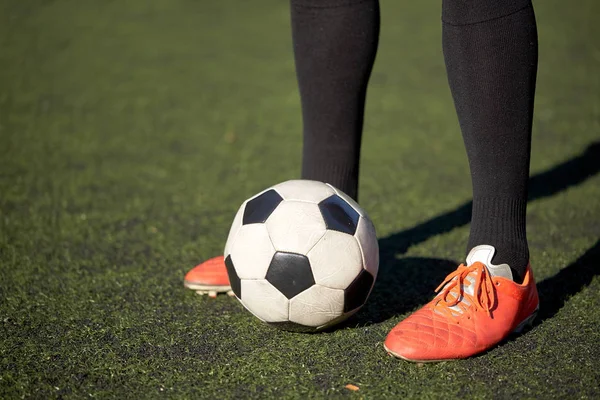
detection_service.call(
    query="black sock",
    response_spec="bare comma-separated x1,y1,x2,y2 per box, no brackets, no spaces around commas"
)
442,0,538,282
291,0,380,202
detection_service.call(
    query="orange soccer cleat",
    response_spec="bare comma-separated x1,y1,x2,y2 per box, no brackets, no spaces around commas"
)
184,256,233,298
384,245,539,362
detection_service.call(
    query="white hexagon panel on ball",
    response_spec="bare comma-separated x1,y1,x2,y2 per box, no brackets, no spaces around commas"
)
288,284,345,327
307,230,364,290
272,180,336,204
229,223,276,280
240,279,290,323
355,216,379,278
266,200,327,255
224,204,245,258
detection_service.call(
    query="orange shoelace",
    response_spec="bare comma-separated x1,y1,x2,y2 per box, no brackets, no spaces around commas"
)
433,262,496,321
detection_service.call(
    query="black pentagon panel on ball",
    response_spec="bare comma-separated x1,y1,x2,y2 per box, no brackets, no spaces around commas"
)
343,269,374,313
266,252,315,299
318,195,360,235
224,255,242,298
242,189,284,225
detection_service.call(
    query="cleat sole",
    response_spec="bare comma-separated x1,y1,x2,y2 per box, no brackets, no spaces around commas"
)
194,290,221,298
189,285,234,299
383,343,454,363
512,306,539,334
184,281,231,293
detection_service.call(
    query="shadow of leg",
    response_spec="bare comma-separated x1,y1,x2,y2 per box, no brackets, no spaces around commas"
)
349,256,457,326
376,142,600,257
342,143,600,329
536,240,600,324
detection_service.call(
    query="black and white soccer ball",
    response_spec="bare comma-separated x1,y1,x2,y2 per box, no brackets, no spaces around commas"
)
223,180,379,332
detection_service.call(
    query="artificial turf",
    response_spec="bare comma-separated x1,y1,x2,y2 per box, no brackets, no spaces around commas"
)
1,0,599,398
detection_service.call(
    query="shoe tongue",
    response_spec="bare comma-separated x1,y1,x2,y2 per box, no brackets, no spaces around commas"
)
466,245,513,281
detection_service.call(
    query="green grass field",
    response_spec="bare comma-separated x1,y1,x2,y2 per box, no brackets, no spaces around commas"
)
1,0,599,398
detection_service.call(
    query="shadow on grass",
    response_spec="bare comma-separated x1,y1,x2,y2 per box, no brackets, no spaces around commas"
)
535,240,600,324
351,141,600,326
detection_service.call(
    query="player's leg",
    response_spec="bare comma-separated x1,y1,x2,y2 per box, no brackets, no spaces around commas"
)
184,0,380,293
292,0,380,201
443,0,537,282
385,0,539,361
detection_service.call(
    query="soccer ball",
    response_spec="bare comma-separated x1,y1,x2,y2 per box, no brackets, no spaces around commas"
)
223,180,379,332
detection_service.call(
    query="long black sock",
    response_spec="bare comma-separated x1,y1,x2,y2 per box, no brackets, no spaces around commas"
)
291,0,380,201
442,0,538,282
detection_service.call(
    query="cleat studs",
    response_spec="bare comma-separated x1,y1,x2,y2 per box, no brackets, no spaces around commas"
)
191,289,234,298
